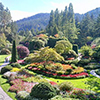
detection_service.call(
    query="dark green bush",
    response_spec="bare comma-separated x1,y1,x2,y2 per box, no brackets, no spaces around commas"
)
30,82,57,99
65,69,73,75
0,48,11,55
78,59,91,66
1,65,13,74
73,44,78,54
11,63,21,68
92,45,100,61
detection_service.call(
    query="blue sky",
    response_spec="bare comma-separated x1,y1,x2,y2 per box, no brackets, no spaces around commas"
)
0,0,100,21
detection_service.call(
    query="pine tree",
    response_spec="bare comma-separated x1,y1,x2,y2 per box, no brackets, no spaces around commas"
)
11,40,17,63
94,14,100,37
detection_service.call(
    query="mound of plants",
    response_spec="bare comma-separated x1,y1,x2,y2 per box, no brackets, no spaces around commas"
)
30,82,58,99
26,61,88,79
24,47,64,63
17,46,30,58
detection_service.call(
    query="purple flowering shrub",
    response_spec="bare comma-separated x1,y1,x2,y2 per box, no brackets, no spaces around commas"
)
17,46,30,59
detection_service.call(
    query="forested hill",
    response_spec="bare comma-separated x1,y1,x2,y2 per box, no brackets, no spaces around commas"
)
16,13,50,32
16,7,100,32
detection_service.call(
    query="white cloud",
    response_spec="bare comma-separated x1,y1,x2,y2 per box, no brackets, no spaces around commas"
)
11,10,35,21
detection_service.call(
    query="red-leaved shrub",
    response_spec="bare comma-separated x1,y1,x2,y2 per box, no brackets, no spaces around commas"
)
17,46,30,58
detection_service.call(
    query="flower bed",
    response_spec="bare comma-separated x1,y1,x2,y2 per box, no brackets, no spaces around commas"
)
26,61,88,79
9,79,38,93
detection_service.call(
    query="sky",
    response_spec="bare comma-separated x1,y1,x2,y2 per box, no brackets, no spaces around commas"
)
0,0,100,21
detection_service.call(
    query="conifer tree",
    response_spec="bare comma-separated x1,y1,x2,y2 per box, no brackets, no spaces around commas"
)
11,40,17,63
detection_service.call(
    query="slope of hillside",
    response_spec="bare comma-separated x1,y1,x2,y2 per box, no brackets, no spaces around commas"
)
16,7,100,32
16,13,50,32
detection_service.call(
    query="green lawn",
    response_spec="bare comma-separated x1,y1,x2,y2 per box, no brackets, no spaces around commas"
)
0,55,11,66
0,75,16,100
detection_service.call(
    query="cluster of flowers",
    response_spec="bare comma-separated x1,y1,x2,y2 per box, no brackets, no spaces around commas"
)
27,61,89,79
9,79,37,93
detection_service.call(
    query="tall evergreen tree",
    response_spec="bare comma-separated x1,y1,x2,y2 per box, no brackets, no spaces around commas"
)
94,14,100,37
11,40,17,63
46,10,55,35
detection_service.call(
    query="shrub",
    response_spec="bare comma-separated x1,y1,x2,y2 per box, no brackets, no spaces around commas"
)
92,45,100,61
66,69,73,74
70,90,87,99
10,68,20,72
95,69,100,75
80,45,93,57
54,40,72,54
84,63,100,69
29,39,45,51
17,46,30,58
58,82,74,91
25,47,64,63
73,44,78,54
0,48,11,55
78,59,91,66
30,82,57,99
1,65,13,74
16,91,29,100
11,63,21,68
64,59,79,65
66,50,78,58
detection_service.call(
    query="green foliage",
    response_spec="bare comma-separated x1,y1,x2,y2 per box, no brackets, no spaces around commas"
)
0,48,11,55
47,37,62,48
65,69,73,75
66,50,78,58
95,69,100,75
1,65,13,74
55,40,72,54
30,82,57,99
80,45,93,56
25,47,64,63
84,63,100,69
11,63,21,68
92,45,100,61
78,59,91,66
64,59,79,65
29,39,45,51
73,44,78,54
11,40,17,63
70,90,87,100
85,77,100,93
58,82,74,91
0,33,7,49
16,91,30,100
91,37,100,47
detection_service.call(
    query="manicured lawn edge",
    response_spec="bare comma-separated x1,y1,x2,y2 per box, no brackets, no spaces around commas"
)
0,75,16,100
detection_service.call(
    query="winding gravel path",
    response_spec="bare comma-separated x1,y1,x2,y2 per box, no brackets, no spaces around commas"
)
0,55,13,100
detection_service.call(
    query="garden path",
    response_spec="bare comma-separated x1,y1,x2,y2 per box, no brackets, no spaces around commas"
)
90,70,100,78
0,55,13,100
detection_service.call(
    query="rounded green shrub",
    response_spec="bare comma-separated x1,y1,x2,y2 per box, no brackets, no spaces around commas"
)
30,82,57,99
1,65,13,74
58,82,74,91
